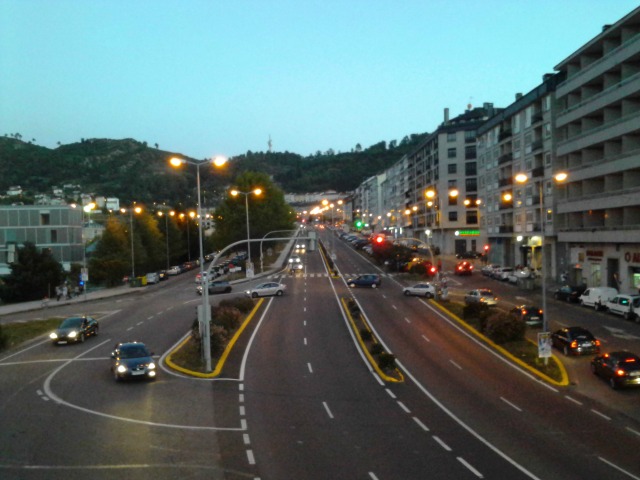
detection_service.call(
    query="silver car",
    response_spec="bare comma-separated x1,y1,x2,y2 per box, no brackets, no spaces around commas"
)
464,288,498,306
403,283,436,298
246,282,286,298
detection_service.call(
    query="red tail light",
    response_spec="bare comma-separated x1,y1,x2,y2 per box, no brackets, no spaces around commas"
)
595,340,601,346
571,340,578,349
615,369,626,377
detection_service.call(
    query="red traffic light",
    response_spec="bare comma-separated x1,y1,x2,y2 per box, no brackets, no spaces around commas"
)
483,244,490,251
374,234,385,244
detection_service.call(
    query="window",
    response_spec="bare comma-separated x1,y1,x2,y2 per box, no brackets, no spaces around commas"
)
465,178,477,191
465,162,477,176
513,114,521,134
448,148,456,158
466,211,478,225
544,123,551,138
51,230,58,243
447,132,457,142
545,153,552,166
448,211,458,221
465,145,476,159
525,106,532,128
543,95,551,112
465,130,476,142
40,213,50,225
448,163,457,174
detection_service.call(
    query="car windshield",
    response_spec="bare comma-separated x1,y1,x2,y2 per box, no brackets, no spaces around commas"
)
120,345,149,358
60,317,83,328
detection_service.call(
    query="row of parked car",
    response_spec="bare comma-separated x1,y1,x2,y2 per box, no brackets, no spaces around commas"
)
556,284,640,322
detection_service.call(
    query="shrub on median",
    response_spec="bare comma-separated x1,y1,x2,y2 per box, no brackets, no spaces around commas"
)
484,311,526,345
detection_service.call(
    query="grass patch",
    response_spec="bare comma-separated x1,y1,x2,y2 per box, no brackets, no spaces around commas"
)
169,336,208,373
0,318,63,351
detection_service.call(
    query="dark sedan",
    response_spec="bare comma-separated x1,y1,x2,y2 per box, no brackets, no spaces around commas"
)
346,274,381,288
456,251,482,259
551,326,601,356
591,351,640,389
50,316,99,345
111,342,157,381
553,285,587,303
510,305,544,327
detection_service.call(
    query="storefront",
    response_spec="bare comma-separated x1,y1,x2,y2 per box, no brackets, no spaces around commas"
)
567,245,640,294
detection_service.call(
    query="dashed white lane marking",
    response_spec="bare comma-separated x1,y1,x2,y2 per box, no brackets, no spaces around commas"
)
385,388,397,399
598,457,640,480
627,427,640,438
397,401,410,413
307,363,313,373
413,417,429,432
246,450,256,465
591,409,611,421
500,397,523,412
243,433,251,445
323,401,334,419
422,334,431,343
449,360,462,370
565,395,583,406
404,317,411,323
432,435,452,451
457,457,484,478
368,473,380,480
239,406,246,416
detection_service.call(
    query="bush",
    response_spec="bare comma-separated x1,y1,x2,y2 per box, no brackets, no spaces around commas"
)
209,325,229,356
219,297,255,314
213,306,242,331
0,324,6,350
463,303,491,331
360,329,373,341
484,312,526,344
378,352,396,370
370,343,383,355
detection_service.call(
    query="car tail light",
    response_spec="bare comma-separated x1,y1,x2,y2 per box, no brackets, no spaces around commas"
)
522,309,528,315
571,340,578,349
615,369,626,377
595,340,601,346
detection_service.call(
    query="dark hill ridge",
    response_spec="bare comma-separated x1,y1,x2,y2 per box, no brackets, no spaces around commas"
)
0,133,428,204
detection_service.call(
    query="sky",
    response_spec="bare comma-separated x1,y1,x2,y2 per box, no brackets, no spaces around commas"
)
2,0,639,160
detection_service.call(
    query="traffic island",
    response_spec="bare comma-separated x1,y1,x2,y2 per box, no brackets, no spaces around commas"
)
341,297,404,383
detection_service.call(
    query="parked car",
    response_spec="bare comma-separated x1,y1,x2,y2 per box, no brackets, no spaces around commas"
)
553,284,587,303
346,274,382,288
551,326,601,356
167,265,181,275
579,287,618,311
197,281,232,295
50,316,99,345
246,282,286,298
145,272,160,284
158,270,168,281
456,251,482,259
510,305,544,327
195,272,209,284
492,267,514,281
605,294,640,321
403,283,436,298
454,261,473,275
481,264,501,276
591,351,640,389
110,342,156,381
464,289,498,306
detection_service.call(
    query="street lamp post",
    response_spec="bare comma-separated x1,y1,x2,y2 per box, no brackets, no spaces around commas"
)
82,202,95,299
157,209,175,270
515,172,568,359
170,156,227,373
260,229,299,272
425,188,458,255
230,188,262,276
121,205,142,280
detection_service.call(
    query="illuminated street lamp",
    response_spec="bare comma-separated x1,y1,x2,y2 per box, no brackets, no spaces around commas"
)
424,187,458,255
514,171,568,347
157,209,175,270
230,188,263,276
170,155,227,373
120,205,142,279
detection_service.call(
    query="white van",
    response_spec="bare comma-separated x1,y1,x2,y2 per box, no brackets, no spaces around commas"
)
605,294,640,321
579,287,618,311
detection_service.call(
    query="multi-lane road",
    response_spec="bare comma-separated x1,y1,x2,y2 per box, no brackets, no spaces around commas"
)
1,228,639,479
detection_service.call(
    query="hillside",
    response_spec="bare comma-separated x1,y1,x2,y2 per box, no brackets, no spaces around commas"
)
0,133,428,204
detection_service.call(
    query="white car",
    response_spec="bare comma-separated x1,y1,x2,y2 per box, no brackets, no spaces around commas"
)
288,255,303,270
403,283,436,298
464,289,498,306
246,282,286,298
167,265,181,275
605,294,640,320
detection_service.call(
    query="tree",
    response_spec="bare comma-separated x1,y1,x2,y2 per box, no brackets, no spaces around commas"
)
0,242,63,302
89,216,130,286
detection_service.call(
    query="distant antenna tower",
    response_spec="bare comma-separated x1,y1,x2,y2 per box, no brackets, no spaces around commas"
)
467,97,474,110
268,135,272,152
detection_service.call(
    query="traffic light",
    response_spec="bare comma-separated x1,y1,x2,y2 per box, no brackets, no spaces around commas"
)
484,244,490,252
374,234,385,244
354,219,363,230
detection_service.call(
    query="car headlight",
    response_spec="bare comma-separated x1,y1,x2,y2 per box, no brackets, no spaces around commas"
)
148,362,156,370
117,364,128,373
148,370,156,377
68,331,77,338
50,332,58,339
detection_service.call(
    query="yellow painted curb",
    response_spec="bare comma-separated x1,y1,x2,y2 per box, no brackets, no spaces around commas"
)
429,300,569,386
165,298,265,378
341,297,404,383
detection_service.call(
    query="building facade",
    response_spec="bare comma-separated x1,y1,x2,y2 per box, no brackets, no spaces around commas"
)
553,8,640,293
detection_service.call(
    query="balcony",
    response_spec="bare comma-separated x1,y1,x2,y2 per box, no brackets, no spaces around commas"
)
531,139,543,151
498,130,513,141
532,112,543,124
498,152,513,165
531,166,544,178
498,177,514,187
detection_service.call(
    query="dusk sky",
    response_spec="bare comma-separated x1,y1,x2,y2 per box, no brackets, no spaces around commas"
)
2,1,638,160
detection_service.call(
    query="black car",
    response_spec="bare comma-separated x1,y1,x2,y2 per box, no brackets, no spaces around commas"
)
553,284,587,303
50,316,99,345
111,342,157,381
551,326,601,356
197,280,232,295
510,305,544,327
456,251,482,259
591,351,640,389
346,274,382,288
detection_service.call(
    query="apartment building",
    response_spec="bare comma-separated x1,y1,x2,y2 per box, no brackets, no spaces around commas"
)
379,155,410,236
553,7,640,293
0,205,84,275
477,74,565,279
404,104,497,255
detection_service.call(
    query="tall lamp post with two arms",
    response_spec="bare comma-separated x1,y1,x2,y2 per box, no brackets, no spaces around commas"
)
170,155,227,373
230,188,263,278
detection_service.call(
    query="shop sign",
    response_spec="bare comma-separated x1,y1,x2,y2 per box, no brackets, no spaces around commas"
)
624,252,640,264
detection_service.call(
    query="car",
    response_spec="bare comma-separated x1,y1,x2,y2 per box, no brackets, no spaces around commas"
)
492,267,514,281
464,289,498,306
481,264,501,276
456,251,482,259
288,255,303,271
346,274,382,288
145,272,160,284
553,284,587,303
454,261,473,275
167,265,181,275
195,272,209,284
551,326,601,356
510,305,544,327
50,316,99,345
110,342,156,381
605,294,640,321
591,351,640,389
295,243,306,254
197,280,232,295
403,283,436,298
246,282,286,298
158,270,168,281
